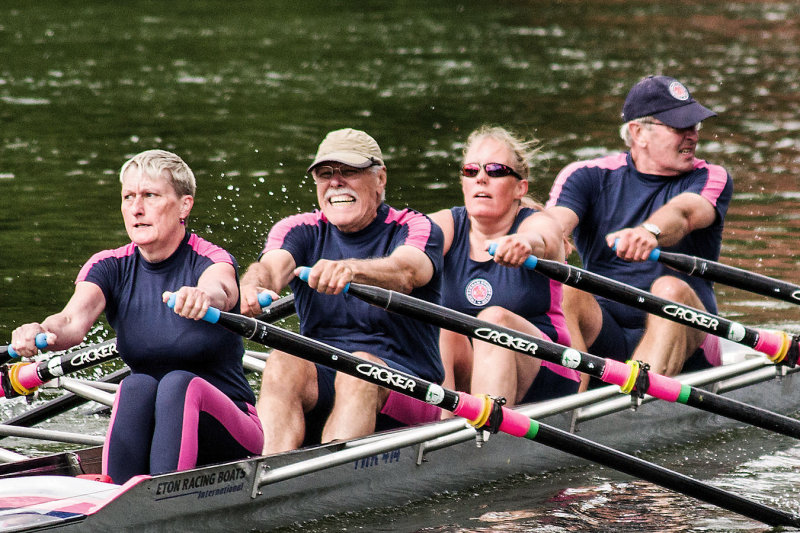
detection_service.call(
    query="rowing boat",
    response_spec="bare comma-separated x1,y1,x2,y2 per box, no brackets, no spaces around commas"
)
0,339,797,532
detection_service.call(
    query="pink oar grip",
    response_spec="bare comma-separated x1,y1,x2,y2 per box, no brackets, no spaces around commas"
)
497,408,535,437
0,362,42,399
453,392,532,438
16,363,43,390
452,392,483,419
600,359,630,387
646,372,682,402
754,329,783,357
600,359,681,402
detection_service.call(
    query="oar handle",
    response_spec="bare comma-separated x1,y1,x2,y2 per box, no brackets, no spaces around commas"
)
486,243,538,269
611,238,660,261
5,333,50,360
0,339,119,400
297,266,351,292
165,292,273,325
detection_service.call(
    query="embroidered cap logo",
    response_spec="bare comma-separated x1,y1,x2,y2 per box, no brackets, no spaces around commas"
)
668,81,690,101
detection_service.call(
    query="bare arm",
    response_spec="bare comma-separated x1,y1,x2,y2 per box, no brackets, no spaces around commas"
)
162,262,240,319
490,209,566,266
546,205,580,238
239,249,297,316
606,192,717,262
11,281,106,357
299,244,434,295
428,209,455,256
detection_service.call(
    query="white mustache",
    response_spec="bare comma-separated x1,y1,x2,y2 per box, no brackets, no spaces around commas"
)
324,187,359,202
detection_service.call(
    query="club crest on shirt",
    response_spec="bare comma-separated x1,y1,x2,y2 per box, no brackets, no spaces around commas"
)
465,278,493,306
668,81,690,101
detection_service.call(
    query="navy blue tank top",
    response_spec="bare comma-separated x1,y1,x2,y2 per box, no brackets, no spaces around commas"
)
441,206,569,345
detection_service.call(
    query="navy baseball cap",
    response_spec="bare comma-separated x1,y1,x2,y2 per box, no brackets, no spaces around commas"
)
622,76,716,129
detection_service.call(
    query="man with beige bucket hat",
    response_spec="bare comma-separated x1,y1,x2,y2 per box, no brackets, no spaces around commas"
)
240,128,445,453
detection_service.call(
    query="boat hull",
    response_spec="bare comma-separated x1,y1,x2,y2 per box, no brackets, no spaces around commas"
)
1,355,798,532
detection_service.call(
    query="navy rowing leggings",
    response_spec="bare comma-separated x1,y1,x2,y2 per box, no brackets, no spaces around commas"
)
102,371,263,484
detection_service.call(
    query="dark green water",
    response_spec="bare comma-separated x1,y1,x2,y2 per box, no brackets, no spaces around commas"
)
2,1,800,531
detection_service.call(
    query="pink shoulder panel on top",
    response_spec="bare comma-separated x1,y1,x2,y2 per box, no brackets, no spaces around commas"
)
263,211,325,254
384,207,432,251
692,159,729,207
76,243,137,283
546,153,628,208
187,234,233,265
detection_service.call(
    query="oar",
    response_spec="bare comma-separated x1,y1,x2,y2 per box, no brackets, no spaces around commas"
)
324,278,800,441
0,294,296,403
255,293,296,321
168,300,800,527
0,366,129,436
1,333,50,365
0,339,120,400
648,248,800,306
486,244,799,367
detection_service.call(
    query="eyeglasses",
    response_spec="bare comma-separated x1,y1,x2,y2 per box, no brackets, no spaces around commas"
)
312,166,370,181
639,119,702,135
460,162,522,180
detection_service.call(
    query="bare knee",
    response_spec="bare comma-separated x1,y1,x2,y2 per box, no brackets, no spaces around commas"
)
476,306,516,327
562,286,600,320
337,352,389,403
650,276,702,307
260,351,316,402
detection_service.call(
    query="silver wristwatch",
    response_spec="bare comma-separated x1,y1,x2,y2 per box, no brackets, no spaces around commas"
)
641,222,662,240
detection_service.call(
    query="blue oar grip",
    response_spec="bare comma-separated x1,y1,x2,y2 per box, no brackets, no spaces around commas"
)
257,292,273,308
298,266,311,282
297,266,350,293
612,238,661,261
7,333,49,358
486,243,539,270
166,293,220,324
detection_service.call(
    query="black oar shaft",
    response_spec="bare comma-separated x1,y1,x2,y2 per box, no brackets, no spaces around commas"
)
344,283,800,441
529,257,759,348
534,424,800,527
0,295,298,401
204,309,800,527
684,388,800,437
255,294,296,322
656,250,800,305
347,282,608,376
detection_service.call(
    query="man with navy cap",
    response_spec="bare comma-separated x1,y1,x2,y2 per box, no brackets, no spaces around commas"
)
546,75,733,385
240,128,445,453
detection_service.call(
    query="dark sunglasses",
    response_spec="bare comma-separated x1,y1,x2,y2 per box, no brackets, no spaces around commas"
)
460,162,522,180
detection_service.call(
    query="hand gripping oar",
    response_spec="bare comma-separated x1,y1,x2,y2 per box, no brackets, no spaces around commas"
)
167,299,800,527
1,334,50,366
648,248,800,306
314,277,800,440
486,244,800,368
0,339,119,400
0,295,297,401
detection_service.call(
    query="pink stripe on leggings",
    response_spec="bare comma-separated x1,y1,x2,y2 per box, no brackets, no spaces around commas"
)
101,384,123,475
177,378,264,470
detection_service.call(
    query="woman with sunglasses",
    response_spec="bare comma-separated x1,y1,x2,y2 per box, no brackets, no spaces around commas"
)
429,126,580,411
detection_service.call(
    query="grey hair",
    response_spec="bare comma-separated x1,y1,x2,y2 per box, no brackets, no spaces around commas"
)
619,117,650,147
462,125,540,182
619,117,703,146
372,165,386,202
120,149,196,197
